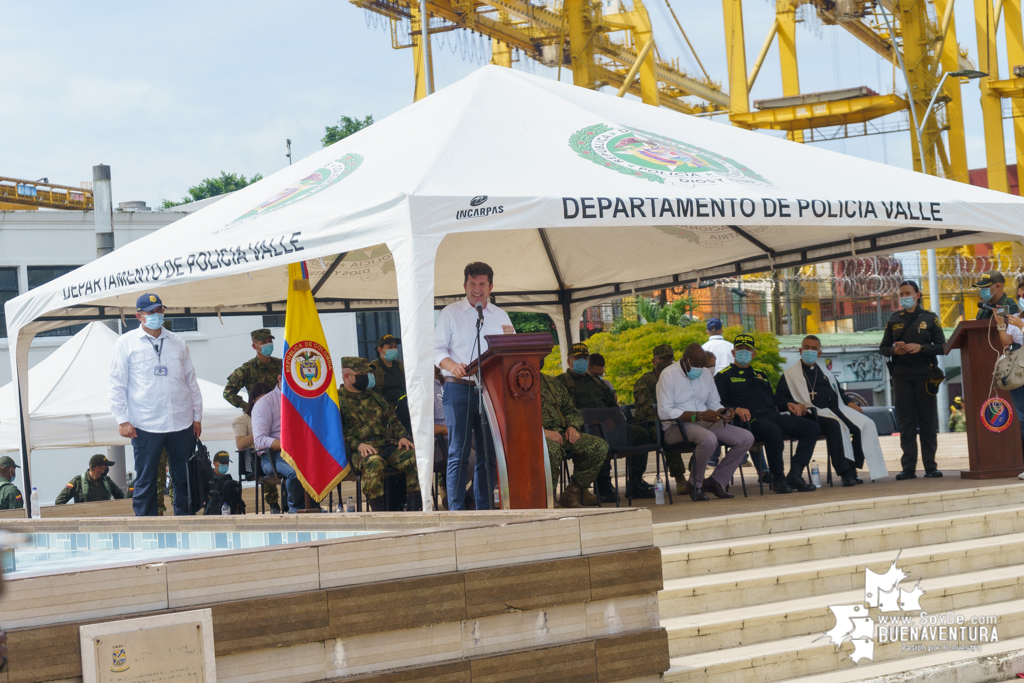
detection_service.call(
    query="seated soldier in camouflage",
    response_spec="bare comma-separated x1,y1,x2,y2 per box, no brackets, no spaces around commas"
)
541,373,607,508
338,357,421,511
633,344,686,492
55,454,126,505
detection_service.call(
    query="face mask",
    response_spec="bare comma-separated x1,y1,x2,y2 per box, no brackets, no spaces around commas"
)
1018,297,1024,311
217,464,229,475
260,343,274,356
572,358,589,374
685,366,704,380
801,350,819,365
353,374,370,391
734,349,753,366
980,287,992,301
900,296,916,310
384,348,399,362
143,312,164,330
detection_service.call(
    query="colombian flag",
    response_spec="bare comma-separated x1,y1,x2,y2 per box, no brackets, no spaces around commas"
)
280,261,349,500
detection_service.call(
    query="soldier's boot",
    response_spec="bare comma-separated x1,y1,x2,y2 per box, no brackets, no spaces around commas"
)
674,476,687,495
270,504,282,515
368,495,387,512
559,481,584,509
580,487,599,506
406,491,422,511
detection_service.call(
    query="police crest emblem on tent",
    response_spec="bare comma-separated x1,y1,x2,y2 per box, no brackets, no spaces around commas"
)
570,124,771,186
229,153,363,226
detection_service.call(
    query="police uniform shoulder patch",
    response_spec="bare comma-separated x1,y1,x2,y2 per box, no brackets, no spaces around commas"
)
65,482,73,488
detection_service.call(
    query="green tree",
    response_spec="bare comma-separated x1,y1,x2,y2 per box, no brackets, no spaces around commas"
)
508,312,557,341
542,321,785,404
613,295,699,333
161,171,263,209
322,114,374,147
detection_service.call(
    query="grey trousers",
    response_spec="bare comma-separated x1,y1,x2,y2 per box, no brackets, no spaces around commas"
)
664,420,754,488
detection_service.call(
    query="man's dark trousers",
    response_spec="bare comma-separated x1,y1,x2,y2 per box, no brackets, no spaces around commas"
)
813,416,860,477
132,426,195,516
443,382,495,510
748,411,820,482
893,369,938,473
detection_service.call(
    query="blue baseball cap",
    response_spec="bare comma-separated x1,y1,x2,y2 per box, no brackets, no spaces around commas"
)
136,293,163,312
706,317,723,332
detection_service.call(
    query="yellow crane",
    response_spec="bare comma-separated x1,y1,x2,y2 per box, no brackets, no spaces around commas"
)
350,0,729,113
0,176,94,211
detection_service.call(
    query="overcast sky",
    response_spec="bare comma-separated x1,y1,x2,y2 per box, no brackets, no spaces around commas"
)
0,0,1012,207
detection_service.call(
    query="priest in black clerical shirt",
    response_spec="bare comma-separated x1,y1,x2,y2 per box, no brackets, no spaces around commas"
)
775,336,866,487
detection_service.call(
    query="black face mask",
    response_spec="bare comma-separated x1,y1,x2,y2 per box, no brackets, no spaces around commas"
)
352,374,370,392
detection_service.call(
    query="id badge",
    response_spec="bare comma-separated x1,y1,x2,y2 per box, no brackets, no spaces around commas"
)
154,365,168,376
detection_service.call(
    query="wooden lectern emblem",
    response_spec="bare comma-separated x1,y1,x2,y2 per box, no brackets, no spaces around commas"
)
507,361,539,400
980,397,1014,433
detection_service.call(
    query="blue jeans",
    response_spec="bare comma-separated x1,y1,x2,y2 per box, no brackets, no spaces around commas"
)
261,451,304,511
443,382,496,510
132,426,195,516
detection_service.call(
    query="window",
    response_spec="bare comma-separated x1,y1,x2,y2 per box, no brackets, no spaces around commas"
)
27,266,86,337
355,311,401,360
262,314,286,328
0,268,18,338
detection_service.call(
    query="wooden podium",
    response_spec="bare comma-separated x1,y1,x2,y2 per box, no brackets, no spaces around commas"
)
467,332,554,509
945,320,1024,478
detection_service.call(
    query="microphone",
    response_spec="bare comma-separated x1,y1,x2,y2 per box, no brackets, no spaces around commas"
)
475,301,484,320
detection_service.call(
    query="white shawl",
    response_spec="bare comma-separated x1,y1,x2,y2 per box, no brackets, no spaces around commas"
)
782,361,889,481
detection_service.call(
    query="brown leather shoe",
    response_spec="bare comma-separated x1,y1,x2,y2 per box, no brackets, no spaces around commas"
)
704,477,735,499
559,481,584,508
683,479,709,502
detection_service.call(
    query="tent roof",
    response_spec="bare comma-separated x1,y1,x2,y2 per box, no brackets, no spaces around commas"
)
7,65,1024,334
0,322,239,452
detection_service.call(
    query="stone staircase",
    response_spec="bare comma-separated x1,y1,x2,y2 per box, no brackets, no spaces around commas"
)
654,484,1024,683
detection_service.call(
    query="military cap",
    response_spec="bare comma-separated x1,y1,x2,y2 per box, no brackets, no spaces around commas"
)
569,342,589,357
341,356,371,373
733,333,756,349
89,454,115,467
376,333,401,347
652,344,674,358
974,270,1006,287
213,451,231,463
136,293,163,312
0,456,20,468
706,317,723,332
251,328,275,342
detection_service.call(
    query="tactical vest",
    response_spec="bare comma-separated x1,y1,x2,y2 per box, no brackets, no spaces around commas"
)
81,471,112,501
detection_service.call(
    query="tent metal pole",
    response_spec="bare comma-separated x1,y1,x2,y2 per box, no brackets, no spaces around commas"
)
537,228,574,349
310,251,350,297
15,341,32,518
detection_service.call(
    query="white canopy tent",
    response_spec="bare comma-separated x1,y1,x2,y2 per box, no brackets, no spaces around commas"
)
7,66,1024,508
0,322,239,453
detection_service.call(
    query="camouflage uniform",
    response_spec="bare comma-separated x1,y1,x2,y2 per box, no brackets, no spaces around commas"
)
633,345,686,480
541,374,606,488
338,357,420,499
155,448,175,516
223,329,282,508
949,408,967,433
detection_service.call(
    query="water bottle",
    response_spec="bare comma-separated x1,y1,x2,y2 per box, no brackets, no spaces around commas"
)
221,502,231,516
345,496,355,513
335,500,345,513
493,486,500,508
654,476,665,505
810,461,821,488
30,487,40,519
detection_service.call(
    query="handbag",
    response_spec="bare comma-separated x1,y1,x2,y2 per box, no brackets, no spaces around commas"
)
994,344,1024,391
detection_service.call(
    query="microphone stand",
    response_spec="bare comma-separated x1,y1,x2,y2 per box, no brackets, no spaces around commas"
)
474,308,496,509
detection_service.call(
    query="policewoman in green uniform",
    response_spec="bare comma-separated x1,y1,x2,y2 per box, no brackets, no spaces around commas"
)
55,454,126,504
879,280,946,479
0,456,24,510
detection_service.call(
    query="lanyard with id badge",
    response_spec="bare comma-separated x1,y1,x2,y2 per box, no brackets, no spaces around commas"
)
147,337,168,376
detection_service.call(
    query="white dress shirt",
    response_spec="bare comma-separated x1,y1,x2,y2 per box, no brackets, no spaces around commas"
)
108,326,203,433
251,385,282,451
702,335,734,374
433,297,514,377
656,362,722,426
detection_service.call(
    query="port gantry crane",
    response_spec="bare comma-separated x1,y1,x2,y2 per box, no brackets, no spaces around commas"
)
349,0,730,113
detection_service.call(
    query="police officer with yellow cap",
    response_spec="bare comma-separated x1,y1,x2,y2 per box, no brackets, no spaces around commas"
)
975,270,1019,319
0,456,23,510
55,454,126,505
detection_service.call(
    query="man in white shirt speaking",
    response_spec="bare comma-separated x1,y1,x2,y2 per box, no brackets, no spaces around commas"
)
657,343,752,501
434,262,514,510
108,293,203,516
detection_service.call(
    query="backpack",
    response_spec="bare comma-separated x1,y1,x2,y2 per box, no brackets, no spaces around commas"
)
994,346,1024,391
186,439,215,514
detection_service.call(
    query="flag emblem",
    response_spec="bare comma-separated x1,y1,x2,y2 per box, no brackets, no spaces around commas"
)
285,341,333,398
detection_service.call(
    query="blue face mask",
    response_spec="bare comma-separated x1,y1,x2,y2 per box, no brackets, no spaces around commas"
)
900,296,916,310
572,358,589,374
260,343,274,356
734,349,753,366
1018,297,1024,311
366,372,376,390
217,464,229,475
980,287,992,301
686,366,704,380
143,312,164,330
801,350,819,365
384,348,399,362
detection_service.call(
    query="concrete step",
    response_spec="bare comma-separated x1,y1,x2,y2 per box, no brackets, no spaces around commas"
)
653,484,1024,547
659,531,1024,618
663,564,1024,658
664,598,1021,683
660,504,1024,580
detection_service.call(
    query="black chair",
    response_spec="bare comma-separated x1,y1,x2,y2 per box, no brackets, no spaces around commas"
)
665,416,751,499
577,407,669,506
781,408,834,487
621,404,675,504
863,406,899,436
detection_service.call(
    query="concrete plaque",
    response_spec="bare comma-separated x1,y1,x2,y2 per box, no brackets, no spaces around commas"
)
80,608,216,683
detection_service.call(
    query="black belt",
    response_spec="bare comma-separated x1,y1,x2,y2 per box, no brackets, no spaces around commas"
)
444,377,476,386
